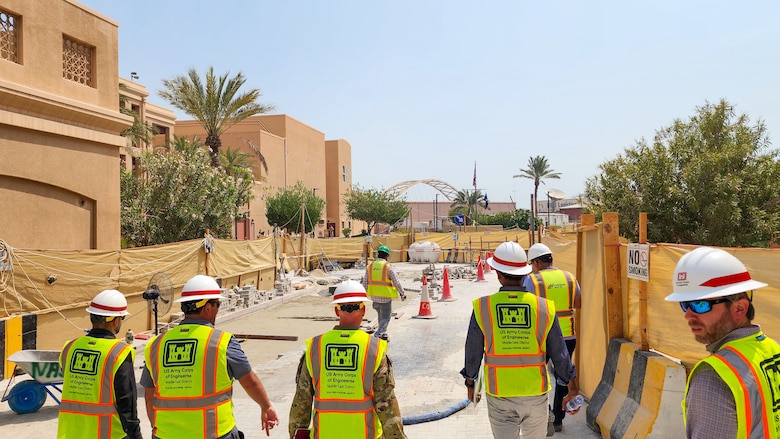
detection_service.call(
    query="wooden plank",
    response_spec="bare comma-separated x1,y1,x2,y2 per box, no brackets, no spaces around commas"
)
602,212,624,340
639,212,649,351
232,333,298,341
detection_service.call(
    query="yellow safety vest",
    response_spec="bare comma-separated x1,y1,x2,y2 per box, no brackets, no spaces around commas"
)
145,324,235,439
305,329,386,439
527,269,577,338
473,291,554,397
58,336,134,439
683,330,780,439
366,260,398,299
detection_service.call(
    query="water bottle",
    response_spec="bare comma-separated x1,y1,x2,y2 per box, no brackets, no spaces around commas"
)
125,328,134,345
565,395,584,413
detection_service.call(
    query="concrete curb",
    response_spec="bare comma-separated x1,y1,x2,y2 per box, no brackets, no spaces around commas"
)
586,338,686,438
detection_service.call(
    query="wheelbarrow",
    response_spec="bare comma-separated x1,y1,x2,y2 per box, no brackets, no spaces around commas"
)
1,350,63,414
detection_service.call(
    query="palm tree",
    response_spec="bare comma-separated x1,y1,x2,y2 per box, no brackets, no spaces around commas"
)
158,66,276,167
159,135,206,160
220,147,253,179
450,189,487,226
513,156,561,227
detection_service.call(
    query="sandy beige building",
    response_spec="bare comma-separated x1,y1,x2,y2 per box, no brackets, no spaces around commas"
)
0,0,132,250
175,115,356,238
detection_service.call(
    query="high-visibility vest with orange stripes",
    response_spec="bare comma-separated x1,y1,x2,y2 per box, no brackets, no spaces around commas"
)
473,292,554,397
367,260,398,299
145,324,235,439
526,269,577,338
305,329,386,438
58,336,134,439
683,330,780,439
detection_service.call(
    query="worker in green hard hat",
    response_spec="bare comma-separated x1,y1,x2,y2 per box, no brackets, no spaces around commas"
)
362,245,406,341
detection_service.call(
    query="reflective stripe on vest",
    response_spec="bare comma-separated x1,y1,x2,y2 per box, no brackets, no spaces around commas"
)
474,292,553,397
306,330,383,439
367,260,398,299
684,332,780,439
58,337,132,439
528,269,576,338
145,325,234,439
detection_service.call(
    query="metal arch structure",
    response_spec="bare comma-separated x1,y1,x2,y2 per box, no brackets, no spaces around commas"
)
384,179,460,201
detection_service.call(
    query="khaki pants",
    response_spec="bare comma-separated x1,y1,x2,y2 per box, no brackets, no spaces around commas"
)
486,393,549,439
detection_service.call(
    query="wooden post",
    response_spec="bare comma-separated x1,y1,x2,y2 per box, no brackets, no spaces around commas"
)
603,212,624,340
575,214,594,370
299,203,305,271
639,212,649,351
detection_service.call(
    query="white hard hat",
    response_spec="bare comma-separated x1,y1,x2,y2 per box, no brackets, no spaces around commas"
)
527,243,552,261
331,280,372,304
175,275,224,303
86,289,130,317
487,242,532,275
665,247,767,302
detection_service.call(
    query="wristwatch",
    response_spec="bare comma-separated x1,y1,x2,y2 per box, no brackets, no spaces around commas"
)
464,378,475,388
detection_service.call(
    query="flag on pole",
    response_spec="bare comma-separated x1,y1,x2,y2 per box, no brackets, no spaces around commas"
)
483,193,489,209
473,162,477,189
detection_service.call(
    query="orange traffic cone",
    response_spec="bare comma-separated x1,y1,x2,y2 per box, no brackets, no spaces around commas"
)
413,276,437,319
439,266,457,302
475,258,486,281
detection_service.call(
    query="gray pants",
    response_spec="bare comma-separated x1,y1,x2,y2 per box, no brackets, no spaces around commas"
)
372,301,392,338
486,393,549,439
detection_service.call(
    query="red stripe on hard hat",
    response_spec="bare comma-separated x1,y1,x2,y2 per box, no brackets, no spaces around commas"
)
90,302,127,312
700,271,751,287
181,289,221,297
335,292,367,299
493,255,528,268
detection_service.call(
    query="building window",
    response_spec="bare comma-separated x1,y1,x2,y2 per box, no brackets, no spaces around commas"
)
62,35,94,87
0,9,19,64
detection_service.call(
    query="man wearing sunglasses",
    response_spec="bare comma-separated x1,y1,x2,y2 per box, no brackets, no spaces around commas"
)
289,279,407,439
142,275,279,438
665,247,780,438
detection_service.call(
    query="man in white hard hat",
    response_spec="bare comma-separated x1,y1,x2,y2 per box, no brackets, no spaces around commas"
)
141,275,279,439
524,243,581,433
58,289,143,439
461,242,579,439
289,279,407,439
665,247,780,438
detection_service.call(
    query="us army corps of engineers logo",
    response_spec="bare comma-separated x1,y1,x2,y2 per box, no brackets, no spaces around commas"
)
760,353,780,411
325,343,359,371
163,340,198,368
495,304,532,329
69,349,101,375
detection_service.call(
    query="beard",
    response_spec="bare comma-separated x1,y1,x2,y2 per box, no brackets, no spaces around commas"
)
692,317,736,345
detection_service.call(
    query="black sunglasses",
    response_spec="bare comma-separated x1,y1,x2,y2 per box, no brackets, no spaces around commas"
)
679,298,730,314
207,300,221,308
339,303,364,313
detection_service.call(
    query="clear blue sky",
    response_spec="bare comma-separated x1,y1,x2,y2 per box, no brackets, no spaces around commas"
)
78,0,780,209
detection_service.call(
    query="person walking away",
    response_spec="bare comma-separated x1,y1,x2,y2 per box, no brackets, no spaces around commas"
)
461,242,579,439
524,243,581,433
664,247,780,438
362,245,406,341
141,275,279,438
58,289,143,439
289,279,407,439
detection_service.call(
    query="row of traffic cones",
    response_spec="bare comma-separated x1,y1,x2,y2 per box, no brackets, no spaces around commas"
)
413,267,456,319
475,252,493,282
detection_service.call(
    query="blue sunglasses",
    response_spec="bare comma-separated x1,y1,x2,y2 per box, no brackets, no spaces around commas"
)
679,298,731,314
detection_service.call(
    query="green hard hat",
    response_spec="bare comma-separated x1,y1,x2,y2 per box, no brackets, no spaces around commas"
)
378,245,391,254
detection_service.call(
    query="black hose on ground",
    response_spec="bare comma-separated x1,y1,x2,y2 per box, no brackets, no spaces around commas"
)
402,398,472,425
